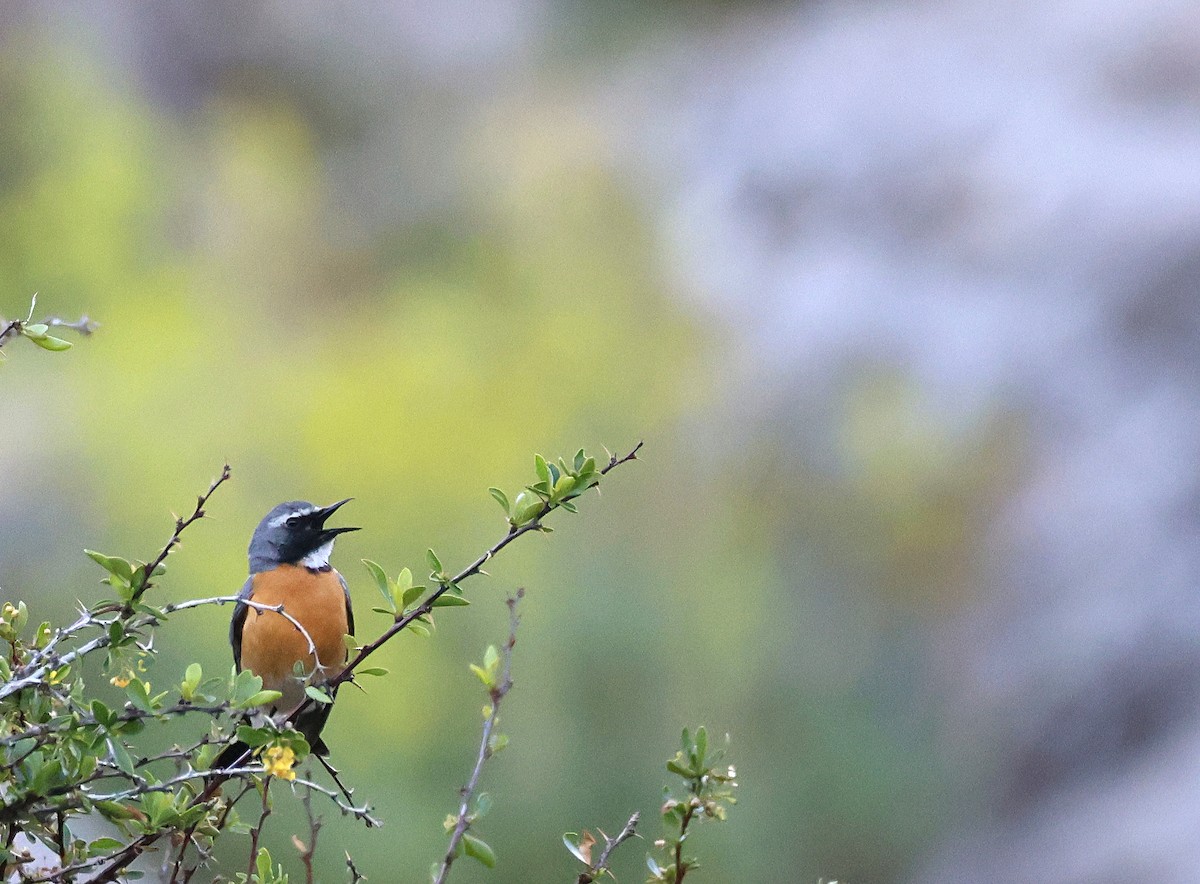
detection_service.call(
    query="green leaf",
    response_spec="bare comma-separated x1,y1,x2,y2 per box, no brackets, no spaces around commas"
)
235,690,283,710
256,847,273,880
563,834,588,865
125,680,155,714
22,323,49,337
408,622,431,638
402,584,425,607
488,487,510,514
667,759,693,778
107,738,136,777
362,560,390,598
472,792,493,819
85,550,134,581
33,621,52,649
430,594,469,607
573,448,586,472
534,453,550,484
483,645,499,673
32,335,72,351
695,726,708,765
88,837,125,856
91,699,115,729
31,757,63,794
553,474,576,499
462,833,496,868
356,667,389,677
426,548,443,574
235,726,275,748
304,685,333,705
510,491,542,527
469,664,492,687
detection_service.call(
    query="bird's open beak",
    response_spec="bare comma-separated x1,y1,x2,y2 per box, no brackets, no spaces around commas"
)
316,498,360,535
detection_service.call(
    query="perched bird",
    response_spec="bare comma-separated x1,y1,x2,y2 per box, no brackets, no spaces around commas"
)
215,499,358,769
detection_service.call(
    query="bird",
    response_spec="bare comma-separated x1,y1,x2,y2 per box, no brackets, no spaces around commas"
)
214,499,358,769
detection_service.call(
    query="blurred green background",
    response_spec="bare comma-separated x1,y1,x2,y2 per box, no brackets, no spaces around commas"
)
0,6,1031,882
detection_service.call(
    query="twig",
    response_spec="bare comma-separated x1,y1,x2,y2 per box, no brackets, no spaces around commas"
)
675,803,697,883
0,296,94,354
290,442,642,729
290,777,380,828
314,755,367,822
432,589,523,884
42,314,97,336
295,780,322,884
166,594,319,664
345,851,366,883
126,464,232,614
0,318,19,350
577,813,641,884
246,779,273,878
0,466,234,703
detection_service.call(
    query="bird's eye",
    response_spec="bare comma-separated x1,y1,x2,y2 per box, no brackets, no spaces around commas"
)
285,515,301,527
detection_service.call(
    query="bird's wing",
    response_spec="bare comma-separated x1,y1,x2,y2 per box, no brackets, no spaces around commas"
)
229,575,254,671
337,570,354,637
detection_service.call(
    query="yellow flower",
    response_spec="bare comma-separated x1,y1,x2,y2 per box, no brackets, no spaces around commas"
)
110,674,131,688
262,745,297,781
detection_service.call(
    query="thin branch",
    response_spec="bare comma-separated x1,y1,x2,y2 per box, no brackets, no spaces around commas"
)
290,441,642,728
290,777,380,828
345,851,366,884
675,802,698,883
0,704,229,748
314,755,371,825
246,779,273,878
166,595,319,664
295,781,322,884
127,464,232,613
432,588,523,884
577,813,641,884
41,314,97,336
0,318,19,350
0,466,233,703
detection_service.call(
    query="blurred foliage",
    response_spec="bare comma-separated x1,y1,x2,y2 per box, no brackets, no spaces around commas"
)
0,14,1023,883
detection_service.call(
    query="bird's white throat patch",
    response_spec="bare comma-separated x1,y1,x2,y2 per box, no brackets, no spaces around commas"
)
301,540,334,570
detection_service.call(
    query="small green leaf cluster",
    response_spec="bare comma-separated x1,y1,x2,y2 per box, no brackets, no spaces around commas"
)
489,448,601,529
85,548,167,607
235,847,290,884
0,296,91,359
437,790,498,878
645,728,738,883
18,321,73,351
362,553,470,638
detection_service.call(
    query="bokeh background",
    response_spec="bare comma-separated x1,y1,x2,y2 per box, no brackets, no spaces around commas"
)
3,1,1200,881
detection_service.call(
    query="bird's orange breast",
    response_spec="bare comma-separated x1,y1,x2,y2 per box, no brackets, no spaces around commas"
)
239,565,349,711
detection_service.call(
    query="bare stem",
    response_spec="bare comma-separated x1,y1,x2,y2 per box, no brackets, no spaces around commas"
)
246,779,273,878
577,813,641,884
432,589,523,884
